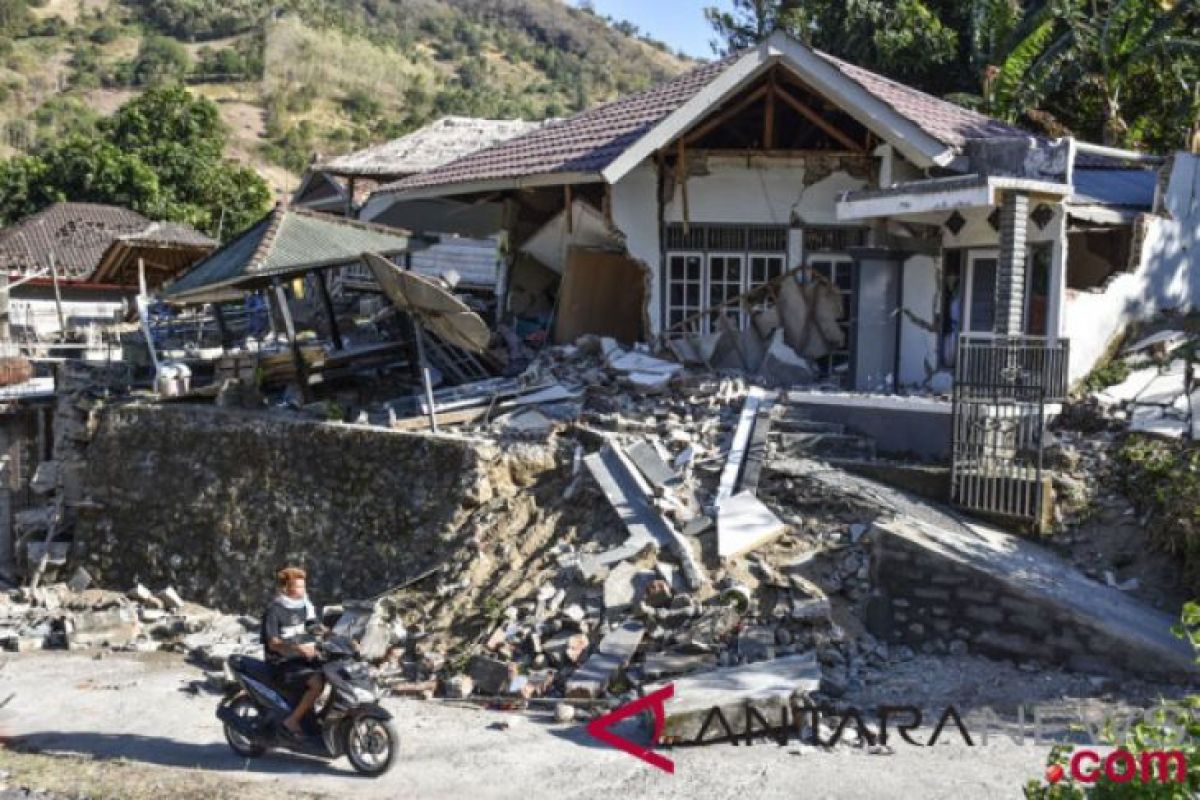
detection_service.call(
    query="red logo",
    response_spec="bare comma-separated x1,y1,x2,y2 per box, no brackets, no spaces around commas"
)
585,684,675,774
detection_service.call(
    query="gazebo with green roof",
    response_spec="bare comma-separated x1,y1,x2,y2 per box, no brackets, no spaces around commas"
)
164,203,413,394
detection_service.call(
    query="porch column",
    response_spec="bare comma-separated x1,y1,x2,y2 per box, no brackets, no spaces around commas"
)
995,191,1029,336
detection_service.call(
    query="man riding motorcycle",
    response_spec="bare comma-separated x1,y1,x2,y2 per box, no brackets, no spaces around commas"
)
261,566,325,739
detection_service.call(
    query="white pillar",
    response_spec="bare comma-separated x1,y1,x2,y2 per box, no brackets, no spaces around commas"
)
1046,207,1068,344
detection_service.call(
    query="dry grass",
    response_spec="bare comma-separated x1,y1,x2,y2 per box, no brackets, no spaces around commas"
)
0,746,329,800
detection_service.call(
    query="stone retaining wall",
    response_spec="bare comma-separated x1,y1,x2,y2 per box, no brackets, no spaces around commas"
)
76,403,555,611
865,517,1197,682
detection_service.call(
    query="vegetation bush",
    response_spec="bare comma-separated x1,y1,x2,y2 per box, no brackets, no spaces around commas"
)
1114,436,1200,594
1024,602,1200,798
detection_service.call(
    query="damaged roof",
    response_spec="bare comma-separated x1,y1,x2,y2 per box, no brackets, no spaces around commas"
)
371,33,1029,202
165,204,410,303
317,117,546,179
0,203,214,281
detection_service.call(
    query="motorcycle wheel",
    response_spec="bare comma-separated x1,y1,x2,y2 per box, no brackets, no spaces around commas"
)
344,716,398,776
223,695,267,758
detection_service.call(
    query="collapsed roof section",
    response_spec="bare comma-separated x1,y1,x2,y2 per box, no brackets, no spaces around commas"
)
165,204,410,304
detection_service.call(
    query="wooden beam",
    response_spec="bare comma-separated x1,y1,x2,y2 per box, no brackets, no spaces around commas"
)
317,269,344,351
764,73,777,151
564,184,574,233
684,84,769,146
272,277,310,402
775,85,865,153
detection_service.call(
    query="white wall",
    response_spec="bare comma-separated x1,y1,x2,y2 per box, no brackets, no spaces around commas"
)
520,200,620,274
940,204,1063,249
1063,153,1200,384
611,162,663,333
662,156,867,226
898,254,940,388
609,156,870,334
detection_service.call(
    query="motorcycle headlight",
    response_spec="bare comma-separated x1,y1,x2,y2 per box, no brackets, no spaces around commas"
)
351,686,377,704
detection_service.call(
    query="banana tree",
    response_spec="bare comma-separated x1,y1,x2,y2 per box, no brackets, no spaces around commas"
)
1066,0,1200,146
946,0,1073,123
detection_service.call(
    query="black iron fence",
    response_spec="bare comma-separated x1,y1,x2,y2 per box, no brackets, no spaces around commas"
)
955,334,1070,402
950,334,1068,531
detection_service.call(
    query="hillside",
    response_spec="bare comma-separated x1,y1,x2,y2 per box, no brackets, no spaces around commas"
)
0,0,694,198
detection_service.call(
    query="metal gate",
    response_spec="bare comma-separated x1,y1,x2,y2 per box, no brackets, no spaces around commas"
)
950,335,1069,529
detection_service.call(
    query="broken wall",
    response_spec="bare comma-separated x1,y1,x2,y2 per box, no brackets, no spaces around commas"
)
1064,154,1200,385
74,403,559,611
609,156,871,335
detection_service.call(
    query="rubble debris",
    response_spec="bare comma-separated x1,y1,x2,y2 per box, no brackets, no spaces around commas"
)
581,443,706,590
468,655,516,696
565,620,645,698
651,653,821,743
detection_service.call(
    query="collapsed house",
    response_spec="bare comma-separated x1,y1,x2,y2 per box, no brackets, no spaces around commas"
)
0,203,215,347
359,32,1196,394
295,117,545,299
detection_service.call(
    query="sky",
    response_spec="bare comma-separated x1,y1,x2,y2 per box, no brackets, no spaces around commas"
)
571,0,729,59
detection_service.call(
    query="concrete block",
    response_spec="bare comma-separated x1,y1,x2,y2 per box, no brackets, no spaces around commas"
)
566,621,644,698
468,655,516,695
648,653,821,744
716,491,787,560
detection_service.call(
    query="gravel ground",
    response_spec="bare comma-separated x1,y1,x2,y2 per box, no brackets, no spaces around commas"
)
0,650,1186,799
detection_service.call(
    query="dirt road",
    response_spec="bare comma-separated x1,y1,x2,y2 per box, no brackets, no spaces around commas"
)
0,650,1123,799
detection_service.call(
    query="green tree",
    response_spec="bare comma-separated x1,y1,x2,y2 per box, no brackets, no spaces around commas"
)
945,0,1074,124
1061,0,1200,146
0,86,270,239
128,35,191,86
704,0,959,91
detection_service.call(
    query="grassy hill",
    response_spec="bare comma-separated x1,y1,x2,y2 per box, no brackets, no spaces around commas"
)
0,0,694,198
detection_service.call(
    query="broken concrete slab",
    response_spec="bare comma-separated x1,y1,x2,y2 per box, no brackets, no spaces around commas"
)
717,491,787,560
581,443,706,590
641,651,718,680
758,330,816,387
1123,329,1189,357
626,440,679,492
649,653,821,744
868,515,1200,682
716,387,771,506
1134,360,1187,406
603,562,653,615
1095,366,1161,405
1129,405,1189,438
566,620,645,698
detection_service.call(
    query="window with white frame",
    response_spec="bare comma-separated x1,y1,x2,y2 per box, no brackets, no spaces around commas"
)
663,224,787,334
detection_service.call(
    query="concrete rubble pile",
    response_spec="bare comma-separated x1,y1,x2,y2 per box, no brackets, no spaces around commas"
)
305,336,886,733
1089,327,1197,440
0,571,258,671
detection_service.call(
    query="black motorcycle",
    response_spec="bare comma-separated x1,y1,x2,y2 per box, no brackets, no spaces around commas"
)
216,634,398,776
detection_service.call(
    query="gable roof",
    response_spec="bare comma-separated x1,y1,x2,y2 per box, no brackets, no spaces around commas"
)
368,33,1029,205
317,117,546,179
165,204,409,303
0,203,214,281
